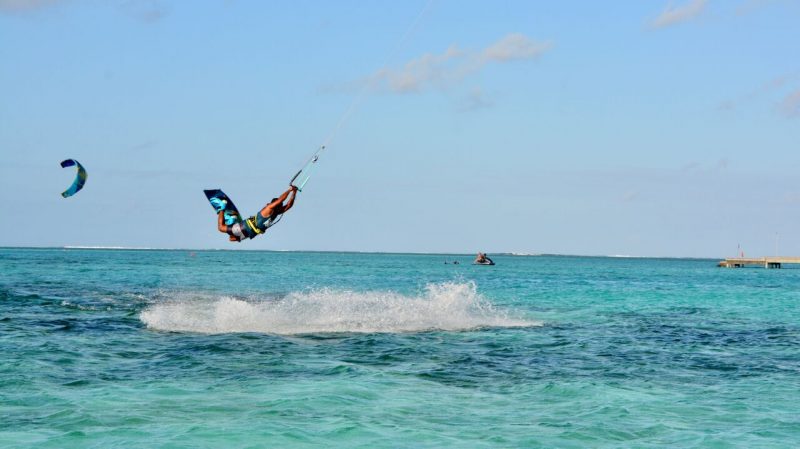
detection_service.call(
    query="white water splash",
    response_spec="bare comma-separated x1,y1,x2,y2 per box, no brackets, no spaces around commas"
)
139,282,539,335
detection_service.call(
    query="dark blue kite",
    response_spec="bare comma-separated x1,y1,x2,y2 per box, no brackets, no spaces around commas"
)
60,159,87,198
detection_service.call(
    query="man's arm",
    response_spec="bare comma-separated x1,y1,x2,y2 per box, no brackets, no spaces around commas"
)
276,188,291,203
283,186,298,212
217,211,229,233
259,187,295,217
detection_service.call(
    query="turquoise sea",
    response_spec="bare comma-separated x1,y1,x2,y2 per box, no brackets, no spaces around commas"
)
1,248,799,448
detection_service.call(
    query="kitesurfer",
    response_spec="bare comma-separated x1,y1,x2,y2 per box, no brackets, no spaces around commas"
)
217,186,298,242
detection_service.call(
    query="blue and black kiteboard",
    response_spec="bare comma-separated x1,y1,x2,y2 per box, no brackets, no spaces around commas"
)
204,189,242,226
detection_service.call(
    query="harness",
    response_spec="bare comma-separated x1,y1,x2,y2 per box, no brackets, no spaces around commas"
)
244,212,284,236
244,217,263,235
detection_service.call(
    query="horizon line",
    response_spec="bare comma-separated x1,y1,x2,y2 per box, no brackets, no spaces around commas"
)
0,245,722,260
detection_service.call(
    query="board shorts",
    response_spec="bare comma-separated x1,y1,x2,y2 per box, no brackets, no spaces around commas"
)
255,213,274,229
229,222,251,240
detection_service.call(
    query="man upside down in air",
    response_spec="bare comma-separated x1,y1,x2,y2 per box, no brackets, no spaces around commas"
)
217,186,298,242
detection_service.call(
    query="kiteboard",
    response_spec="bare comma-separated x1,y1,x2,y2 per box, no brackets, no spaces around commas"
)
204,189,242,225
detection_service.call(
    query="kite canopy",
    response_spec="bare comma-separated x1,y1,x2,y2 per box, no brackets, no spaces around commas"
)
60,159,87,198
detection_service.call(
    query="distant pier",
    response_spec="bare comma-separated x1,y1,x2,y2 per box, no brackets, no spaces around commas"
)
717,257,800,269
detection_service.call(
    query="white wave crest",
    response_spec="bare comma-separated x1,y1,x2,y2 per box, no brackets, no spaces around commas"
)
139,282,539,335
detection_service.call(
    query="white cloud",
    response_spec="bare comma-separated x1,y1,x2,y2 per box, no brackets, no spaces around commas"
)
778,89,800,117
650,0,707,29
366,33,551,95
783,192,800,204
120,0,168,23
480,33,552,63
679,160,730,173
719,73,800,116
375,45,464,94
736,0,784,16
459,87,494,111
681,161,701,172
622,190,640,202
0,0,168,21
0,0,61,13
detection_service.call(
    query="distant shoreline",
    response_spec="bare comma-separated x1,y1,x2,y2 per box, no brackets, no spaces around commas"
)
0,246,719,261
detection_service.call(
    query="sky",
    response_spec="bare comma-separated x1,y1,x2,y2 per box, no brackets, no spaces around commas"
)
1,0,799,257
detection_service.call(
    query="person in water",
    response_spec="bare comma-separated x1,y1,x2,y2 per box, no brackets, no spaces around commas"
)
217,186,298,242
475,252,494,264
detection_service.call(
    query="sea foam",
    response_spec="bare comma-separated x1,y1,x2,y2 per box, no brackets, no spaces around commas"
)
139,281,539,335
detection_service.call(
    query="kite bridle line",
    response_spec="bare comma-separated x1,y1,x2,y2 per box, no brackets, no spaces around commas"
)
289,146,325,192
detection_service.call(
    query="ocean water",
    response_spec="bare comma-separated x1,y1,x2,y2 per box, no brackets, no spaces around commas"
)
1,248,799,448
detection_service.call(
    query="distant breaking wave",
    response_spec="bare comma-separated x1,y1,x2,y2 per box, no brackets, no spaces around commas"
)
139,282,539,335
64,246,158,250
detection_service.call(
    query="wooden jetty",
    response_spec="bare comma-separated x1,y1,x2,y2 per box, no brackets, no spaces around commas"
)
717,257,800,269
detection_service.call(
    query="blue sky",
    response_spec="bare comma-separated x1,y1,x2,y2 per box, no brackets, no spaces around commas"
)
1,0,798,257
